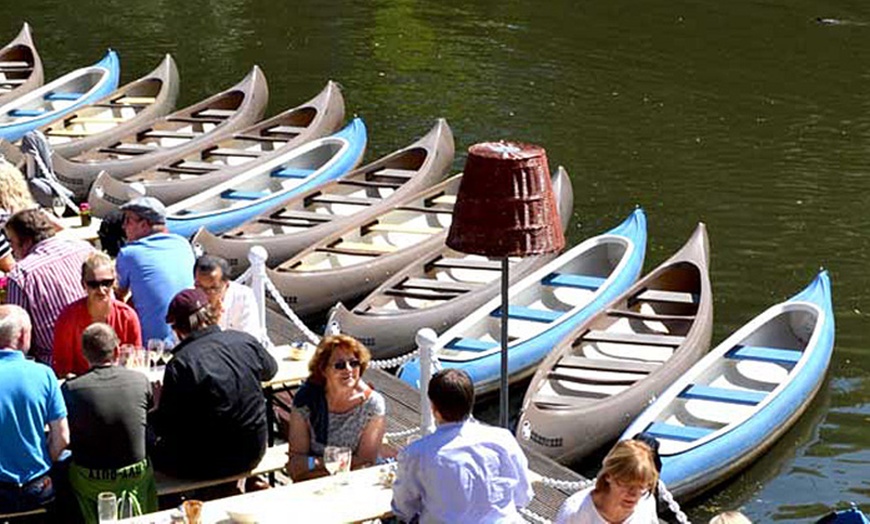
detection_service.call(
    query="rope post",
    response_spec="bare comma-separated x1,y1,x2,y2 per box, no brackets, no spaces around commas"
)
416,328,438,436
248,245,269,347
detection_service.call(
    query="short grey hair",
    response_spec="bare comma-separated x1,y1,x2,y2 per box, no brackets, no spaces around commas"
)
81,323,119,365
0,305,30,350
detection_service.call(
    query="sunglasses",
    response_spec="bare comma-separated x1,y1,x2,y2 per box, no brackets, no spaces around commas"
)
85,279,115,289
332,359,361,371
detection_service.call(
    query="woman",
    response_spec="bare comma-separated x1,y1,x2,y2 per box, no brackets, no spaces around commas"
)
0,159,36,273
710,511,752,524
286,334,386,482
555,439,660,524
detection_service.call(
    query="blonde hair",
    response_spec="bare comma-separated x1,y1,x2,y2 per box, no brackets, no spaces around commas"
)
81,251,114,280
0,161,34,213
709,511,751,524
595,439,659,494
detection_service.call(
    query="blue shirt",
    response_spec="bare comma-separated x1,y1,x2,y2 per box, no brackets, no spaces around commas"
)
116,233,194,344
391,419,534,523
0,349,67,485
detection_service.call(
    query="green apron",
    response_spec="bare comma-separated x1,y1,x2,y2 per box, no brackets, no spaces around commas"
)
68,458,158,523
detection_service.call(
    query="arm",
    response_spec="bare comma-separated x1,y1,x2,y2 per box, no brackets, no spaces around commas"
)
353,415,385,469
256,340,278,381
0,252,14,273
47,417,70,462
390,450,423,522
286,410,328,482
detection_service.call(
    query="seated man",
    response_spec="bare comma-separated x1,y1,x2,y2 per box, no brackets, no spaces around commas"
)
193,254,264,343
52,251,142,378
62,323,157,523
0,305,69,514
391,368,534,523
149,289,278,479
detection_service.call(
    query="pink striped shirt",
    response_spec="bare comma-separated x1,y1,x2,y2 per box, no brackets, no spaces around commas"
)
7,235,94,364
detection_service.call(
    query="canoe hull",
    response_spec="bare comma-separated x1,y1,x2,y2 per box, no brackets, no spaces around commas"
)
0,23,43,107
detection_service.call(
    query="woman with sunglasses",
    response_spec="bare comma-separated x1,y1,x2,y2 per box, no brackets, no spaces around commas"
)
287,334,386,482
555,439,660,524
52,251,142,377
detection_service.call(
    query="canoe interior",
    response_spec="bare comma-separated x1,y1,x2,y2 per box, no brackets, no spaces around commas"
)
284,187,458,272
0,70,105,124
644,305,817,455
440,239,629,362
532,261,702,406
224,148,429,238
0,45,35,95
44,79,164,143
73,90,247,162
127,107,321,184
173,140,346,216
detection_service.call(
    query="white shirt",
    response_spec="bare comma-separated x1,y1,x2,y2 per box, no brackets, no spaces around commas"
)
220,281,263,342
391,418,534,524
554,487,658,524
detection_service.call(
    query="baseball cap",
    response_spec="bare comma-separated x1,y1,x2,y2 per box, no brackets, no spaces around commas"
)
165,288,209,325
120,196,166,224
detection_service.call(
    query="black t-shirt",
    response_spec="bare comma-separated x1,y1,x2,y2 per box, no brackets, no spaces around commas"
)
62,365,152,469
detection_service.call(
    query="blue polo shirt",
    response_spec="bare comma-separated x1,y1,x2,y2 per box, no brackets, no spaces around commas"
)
0,349,67,485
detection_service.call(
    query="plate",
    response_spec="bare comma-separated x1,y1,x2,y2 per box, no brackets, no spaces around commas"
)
226,510,259,524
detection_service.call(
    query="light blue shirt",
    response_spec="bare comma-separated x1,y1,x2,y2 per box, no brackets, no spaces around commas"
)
391,418,534,523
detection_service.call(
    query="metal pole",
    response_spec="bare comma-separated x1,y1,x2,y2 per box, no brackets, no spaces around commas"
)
500,256,510,429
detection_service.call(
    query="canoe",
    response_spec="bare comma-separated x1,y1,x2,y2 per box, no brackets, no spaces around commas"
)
620,270,834,501
37,54,179,159
0,23,43,107
398,208,647,393
53,66,268,198
191,118,454,277
516,222,713,465
164,118,367,238
87,81,345,216
265,174,465,319
816,507,870,524
330,166,575,360
0,49,119,142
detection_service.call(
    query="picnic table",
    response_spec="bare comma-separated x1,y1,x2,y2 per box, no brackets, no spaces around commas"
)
55,215,102,245
119,463,395,523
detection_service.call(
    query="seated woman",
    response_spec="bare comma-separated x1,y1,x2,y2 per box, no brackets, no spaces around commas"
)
287,334,386,482
555,439,659,524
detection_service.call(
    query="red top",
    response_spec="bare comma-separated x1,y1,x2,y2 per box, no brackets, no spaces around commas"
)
51,297,142,377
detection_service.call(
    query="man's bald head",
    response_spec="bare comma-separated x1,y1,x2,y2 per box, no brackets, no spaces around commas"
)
0,305,32,353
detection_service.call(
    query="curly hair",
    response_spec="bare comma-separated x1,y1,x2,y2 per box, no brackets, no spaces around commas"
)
0,161,34,214
307,334,371,386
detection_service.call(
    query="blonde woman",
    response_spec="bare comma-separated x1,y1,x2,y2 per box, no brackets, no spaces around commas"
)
0,160,36,273
555,439,660,523
710,511,752,524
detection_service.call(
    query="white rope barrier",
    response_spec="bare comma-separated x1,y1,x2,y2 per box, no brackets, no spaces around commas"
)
657,478,691,524
368,348,419,370
383,427,420,440
233,266,253,286
519,507,552,524
537,476,594,492
263,276,320,344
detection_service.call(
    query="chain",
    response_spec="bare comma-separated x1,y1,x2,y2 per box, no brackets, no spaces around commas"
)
384,427,419,440
537,476,595,492
657,479,691,524
519,507,552,524
263,276,320,345
368,348,420,370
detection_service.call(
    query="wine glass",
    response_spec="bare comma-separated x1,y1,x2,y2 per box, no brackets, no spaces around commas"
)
323,446,352,487
51,196,66,218
147,339,164,369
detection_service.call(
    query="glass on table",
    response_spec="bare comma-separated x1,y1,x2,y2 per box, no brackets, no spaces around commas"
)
147,339,165,369
323,445,352,487
97,491,117,523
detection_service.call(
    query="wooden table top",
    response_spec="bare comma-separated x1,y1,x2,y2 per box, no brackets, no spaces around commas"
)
55,215,102,245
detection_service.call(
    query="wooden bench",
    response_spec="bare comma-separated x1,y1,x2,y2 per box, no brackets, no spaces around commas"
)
606,309,695,323
308,194,378,206
206,147,262,159
264,124,306,136
69,116,127,124
155,445,288,496
114,96,156,106
632,289,699,305
365,223,443,235
582,329,685,347
142,129,199,140
339,178,402,189
400,277,475,294
556,355,662,374
428,257,501,271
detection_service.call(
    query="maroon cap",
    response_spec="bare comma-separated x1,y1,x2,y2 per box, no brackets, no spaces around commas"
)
165,288,209,325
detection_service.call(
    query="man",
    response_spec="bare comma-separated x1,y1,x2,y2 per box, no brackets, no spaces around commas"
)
0,305,69,514
193,254,264,343
5,208,94,364
391,368,534,523
52,251,142,378
62,323,157,522
115,196,194,344
149,288,277,479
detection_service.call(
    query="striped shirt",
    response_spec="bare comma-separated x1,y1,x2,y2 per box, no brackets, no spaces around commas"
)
7,235,94,364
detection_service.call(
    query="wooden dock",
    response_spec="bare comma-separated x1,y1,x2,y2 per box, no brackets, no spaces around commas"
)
267,310,588,521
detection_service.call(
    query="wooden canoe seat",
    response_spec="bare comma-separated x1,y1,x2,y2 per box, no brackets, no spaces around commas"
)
679,384,766,406
445,337,498,352
366,223,443,235
533,393,603,407
543,273,606,290
233,133,288,144
195,108,236,119
429,194,457,206
398,204,454,214
645,421,714,442
45,91,83,101
266,210,332,224
142,129,199,140
0,60,31,70
69,116,127,124
548,367,640,386
99,143,156,156
583,330,685,347
155,445,287,496
341,178,402,189
384,287,461,301
606,309,696,322
374,167,416,180
221,189,269,201
9,108,45,117
207,147,262,158
727,345,802,365
271,167,315,179
46,128,93,138
429,257,502,271
113,96,156,105
159,161,219,175
490,305,563,323
632,289,699,305
318,242,395,257
265,124,307,136
168,115,224,124
0,78,27,86
400,278,475,294
557,355,662,374
308,194,377,206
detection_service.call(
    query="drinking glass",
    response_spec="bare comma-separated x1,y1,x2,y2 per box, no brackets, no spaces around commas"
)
323,446,352,486
97,492,117,523
51,197,65,218
147,339,164,369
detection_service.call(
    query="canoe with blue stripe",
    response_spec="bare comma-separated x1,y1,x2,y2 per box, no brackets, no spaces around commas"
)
397,208,646,393
87,81,345,215
52,66,268,197
0,23,43,107
331,166,574,360
516,223,713,465
0,49,119,142
164,118,366,238
191,118,453,277
620,270,835,501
